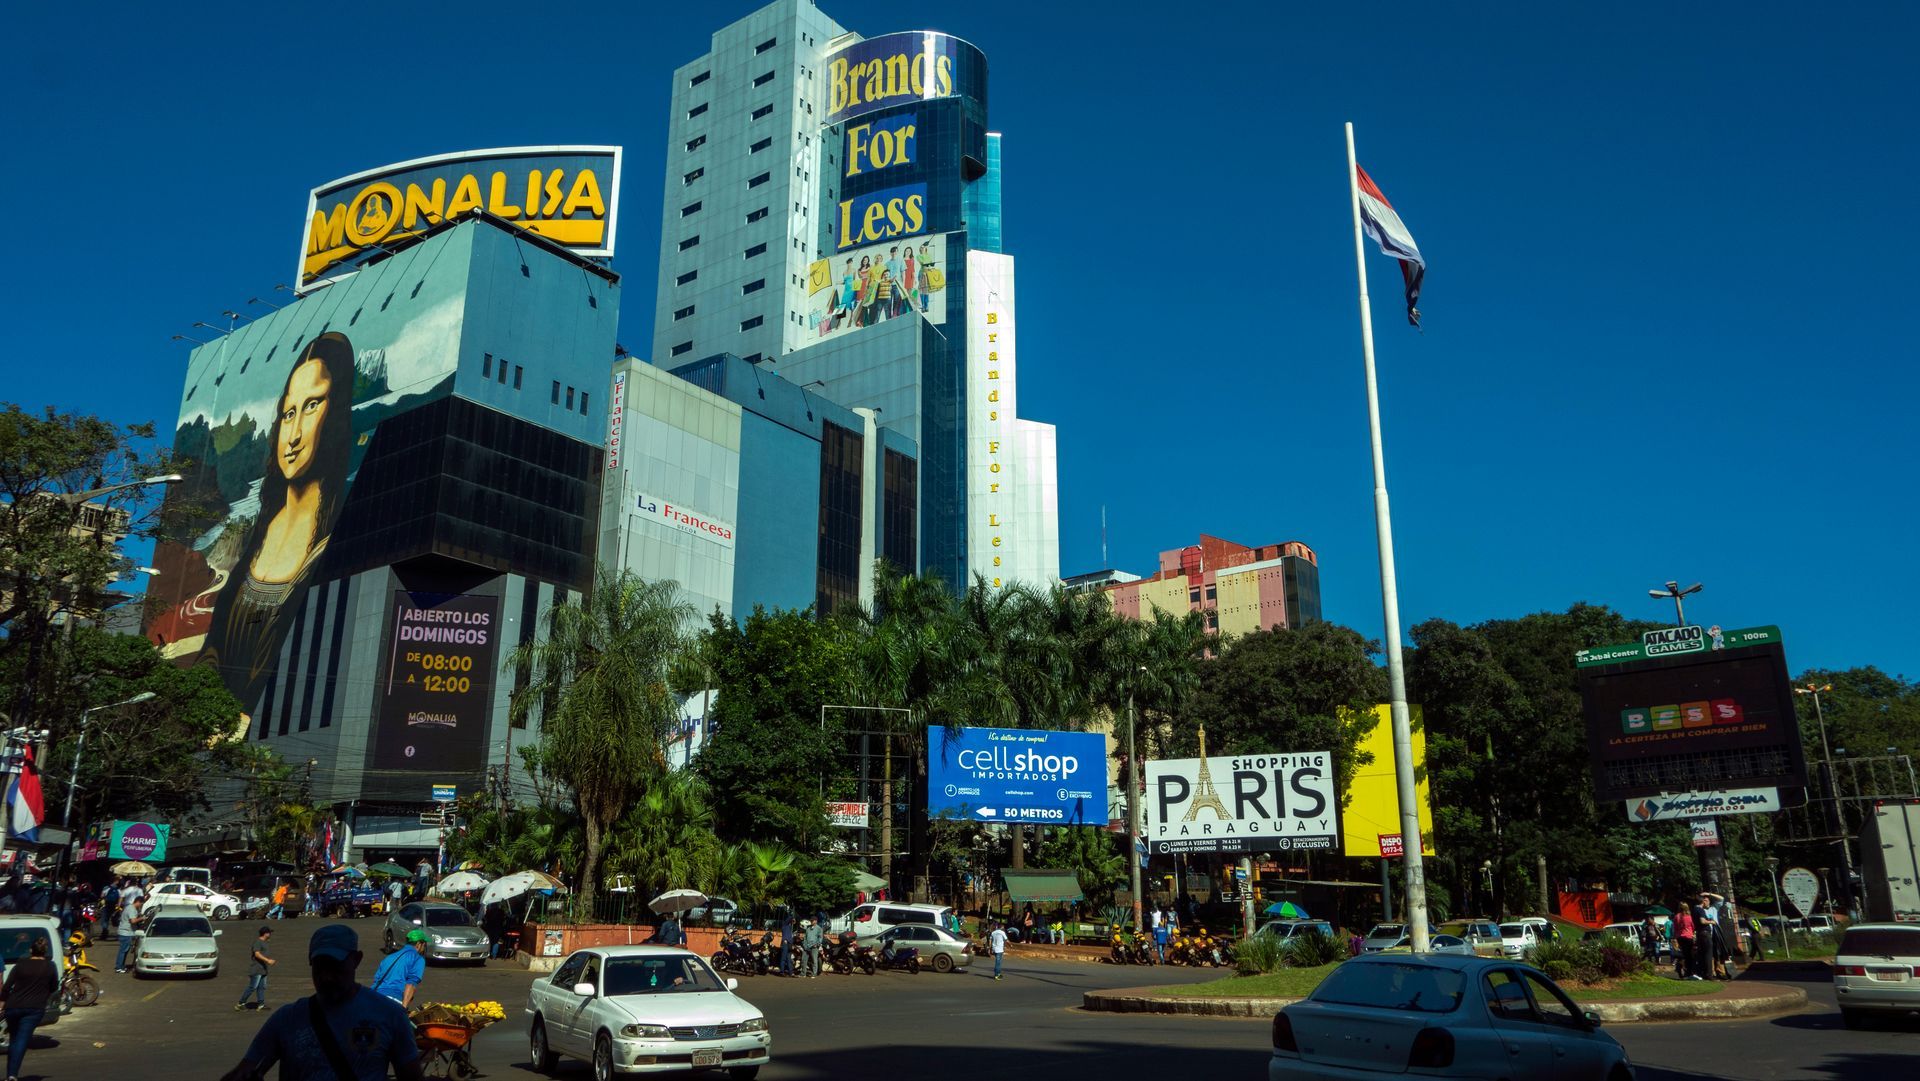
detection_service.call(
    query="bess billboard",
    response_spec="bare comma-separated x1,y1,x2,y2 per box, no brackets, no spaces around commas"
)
1577,625,1807,802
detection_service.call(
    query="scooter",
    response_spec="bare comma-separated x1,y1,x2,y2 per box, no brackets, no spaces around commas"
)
1109,933,1135,965
873,941,920,974
826,933,861,974
62,931,101,1009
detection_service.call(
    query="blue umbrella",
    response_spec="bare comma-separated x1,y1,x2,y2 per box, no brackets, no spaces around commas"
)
1264,901,1309,919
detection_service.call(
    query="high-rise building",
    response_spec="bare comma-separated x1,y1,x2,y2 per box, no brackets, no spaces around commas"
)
1086,536,1323,635
647,0,1058,591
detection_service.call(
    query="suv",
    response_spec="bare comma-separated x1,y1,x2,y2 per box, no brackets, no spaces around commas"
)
0,916,65,1025
1833,923,1920,1028
837,902,954,942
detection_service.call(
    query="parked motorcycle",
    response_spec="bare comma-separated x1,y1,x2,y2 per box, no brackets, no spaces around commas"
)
1108,933,1135,965
873,941,920,974
826,932,861,974
710,929,759,976
752,931,780,975
61,931,100,1009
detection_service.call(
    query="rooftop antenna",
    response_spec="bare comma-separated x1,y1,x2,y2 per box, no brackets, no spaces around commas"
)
1101,504,1108,566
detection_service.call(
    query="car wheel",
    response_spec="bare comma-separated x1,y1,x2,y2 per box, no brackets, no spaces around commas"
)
383,929,394,952
212,906,233,921
528,1017,556,1073
933,952,954,973
592,1032,614,1081
1840,1008,1865,1030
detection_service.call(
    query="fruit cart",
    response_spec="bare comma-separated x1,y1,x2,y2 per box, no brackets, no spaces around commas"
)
411,1001,506,1080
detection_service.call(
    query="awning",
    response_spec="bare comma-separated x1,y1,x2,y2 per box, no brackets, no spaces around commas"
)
1001,870,1084,904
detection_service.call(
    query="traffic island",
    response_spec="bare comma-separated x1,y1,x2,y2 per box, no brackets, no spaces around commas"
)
1083,980,1807,1023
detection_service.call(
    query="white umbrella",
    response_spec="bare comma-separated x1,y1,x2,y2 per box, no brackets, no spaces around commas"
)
649,888,708,915
111,861,157,877
434,870,490,895
480,870,566,906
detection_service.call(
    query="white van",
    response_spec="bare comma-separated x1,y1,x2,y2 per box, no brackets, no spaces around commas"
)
0,915,66,1025
835,902,954,942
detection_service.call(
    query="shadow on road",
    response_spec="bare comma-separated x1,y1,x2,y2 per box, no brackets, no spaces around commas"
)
500,1039,1264,1079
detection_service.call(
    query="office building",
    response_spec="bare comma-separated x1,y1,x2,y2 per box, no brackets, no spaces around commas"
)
1091,536,1322,635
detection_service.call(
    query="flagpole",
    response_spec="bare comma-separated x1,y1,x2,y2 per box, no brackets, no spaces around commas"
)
1346,121,1430,953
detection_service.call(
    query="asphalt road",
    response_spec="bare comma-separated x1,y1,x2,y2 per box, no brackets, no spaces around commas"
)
41,920,1916,1080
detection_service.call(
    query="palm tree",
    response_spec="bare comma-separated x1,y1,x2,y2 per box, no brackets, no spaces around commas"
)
505,567,694,916
609,770,724,900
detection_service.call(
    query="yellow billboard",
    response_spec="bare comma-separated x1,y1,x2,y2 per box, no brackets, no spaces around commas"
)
1340,704,1436,857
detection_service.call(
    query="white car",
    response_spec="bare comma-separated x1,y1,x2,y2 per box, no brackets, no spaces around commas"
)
1269,954,1633,1081
1498,922,1540,959
1833,923,1920,1029
526,945,770,1079
134,907,222,978
146,880,245,920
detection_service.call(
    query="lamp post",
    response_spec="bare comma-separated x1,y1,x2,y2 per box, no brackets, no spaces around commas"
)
1649,579,1734,906
1794,682,1855,917
1766,856,1789,961
63,690,156,826
1646,580,1703,626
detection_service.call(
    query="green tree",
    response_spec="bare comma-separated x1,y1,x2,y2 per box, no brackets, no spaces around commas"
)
606,769,725,902
446,798,582,880
505,568,693,915
1035,826,1127,909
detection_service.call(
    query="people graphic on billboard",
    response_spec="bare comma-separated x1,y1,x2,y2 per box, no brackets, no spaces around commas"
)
199,333,356,706
807,235,948,343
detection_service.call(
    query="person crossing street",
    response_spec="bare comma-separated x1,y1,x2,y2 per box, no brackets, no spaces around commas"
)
989,921,1008,981
236,926,275,1011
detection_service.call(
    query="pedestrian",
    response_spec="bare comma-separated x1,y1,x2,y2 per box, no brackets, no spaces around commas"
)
802,919,823,978
658,913,685,947
1154,915,1171,964
114,884,142,973
101,880,122,937
989,920,1008,981
1637,914,1661,964
236,926,275,1011
1691,896,1715,982
268,881,288,920
368,929,429,1009
219,923,424,1081
1672,902,1696,979
1,935,57,1081
779,912,796,977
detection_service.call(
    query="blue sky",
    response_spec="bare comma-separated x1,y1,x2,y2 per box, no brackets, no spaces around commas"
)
3,2,1912,676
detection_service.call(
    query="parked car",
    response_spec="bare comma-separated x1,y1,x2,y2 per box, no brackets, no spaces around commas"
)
835,902,954,942
1377,934,1477,957
1268,954,1632,1081
0,915,66,1025
133,907,222,978
877,924,972,972
1437,920,1505,956
383,902,491,963
1589,922,1670,961
1804,915,1838,935
1257,920,1336,942
686,897,740,925
146,880,246,920
1514,916,1558,941
1359,923,1408,953
526,945,770,1079
1833,923,1920,1029
162,866,213,887
1499,922,1540,959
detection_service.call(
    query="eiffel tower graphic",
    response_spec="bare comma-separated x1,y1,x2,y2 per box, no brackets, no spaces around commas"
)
1182,724,1230,822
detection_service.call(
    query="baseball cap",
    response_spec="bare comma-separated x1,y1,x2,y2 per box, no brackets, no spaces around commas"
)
406,928,430,944
310,923,359,962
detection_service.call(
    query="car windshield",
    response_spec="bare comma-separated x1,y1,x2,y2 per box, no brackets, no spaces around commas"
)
0,930,52,965
604,956,728,995
1500,924,1528,937
1366,924,1406,939
424,909,472,927
1840,929,1920,958
149,917,213,937
1314,962,1466,1013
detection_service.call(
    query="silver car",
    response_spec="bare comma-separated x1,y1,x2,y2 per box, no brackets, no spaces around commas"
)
384,901,491,963
133,908,222,978
877,924,973,972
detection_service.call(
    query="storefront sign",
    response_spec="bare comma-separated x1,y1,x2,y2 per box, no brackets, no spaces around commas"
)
634,494,735,548
369,589,500,791
927,727,1107,824
1689,819,1720,847
109,820,171,862
1626,787,1782,822
605,371,627,470
431,784,457,803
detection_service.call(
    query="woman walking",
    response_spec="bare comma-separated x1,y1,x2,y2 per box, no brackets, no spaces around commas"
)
1,937,58,1081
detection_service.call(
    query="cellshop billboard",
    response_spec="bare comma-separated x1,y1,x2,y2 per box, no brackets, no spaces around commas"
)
1146,753,1338,855
927,727,1106,825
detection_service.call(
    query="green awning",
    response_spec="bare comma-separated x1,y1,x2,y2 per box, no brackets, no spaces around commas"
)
1002,870,1084,904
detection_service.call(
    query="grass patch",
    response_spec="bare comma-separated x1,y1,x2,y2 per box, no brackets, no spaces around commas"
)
1567,975,1724,1000
1152,964,1340,999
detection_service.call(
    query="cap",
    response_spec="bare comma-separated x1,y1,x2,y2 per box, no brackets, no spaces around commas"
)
406,928,431,944
310,923,359,962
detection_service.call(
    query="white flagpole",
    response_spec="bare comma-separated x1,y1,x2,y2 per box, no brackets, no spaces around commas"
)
1346,121,1431,953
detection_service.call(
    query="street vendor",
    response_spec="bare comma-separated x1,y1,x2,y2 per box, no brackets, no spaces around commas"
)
369,929,429,1008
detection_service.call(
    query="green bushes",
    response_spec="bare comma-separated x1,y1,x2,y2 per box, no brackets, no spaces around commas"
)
1542,959,1575,982
1235,930,1349,975
1286,930,1350,968
1527,935,1651,985
1235,933,1287,975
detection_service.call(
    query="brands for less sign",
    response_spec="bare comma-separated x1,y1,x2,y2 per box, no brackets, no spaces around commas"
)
108,820,170,863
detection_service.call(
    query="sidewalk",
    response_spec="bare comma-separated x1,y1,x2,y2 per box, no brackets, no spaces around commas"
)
1083,979,1807,1023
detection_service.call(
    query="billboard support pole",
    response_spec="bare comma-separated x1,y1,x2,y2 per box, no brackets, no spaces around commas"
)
1127,691,1143,933
1346,121,1430,953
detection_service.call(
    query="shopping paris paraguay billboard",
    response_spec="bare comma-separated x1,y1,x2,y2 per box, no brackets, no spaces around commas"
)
927,727,1107,825
300,146,620,291
1146,753,1339,855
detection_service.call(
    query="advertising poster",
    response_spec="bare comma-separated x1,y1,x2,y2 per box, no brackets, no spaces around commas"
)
824,31,981,126
805,232,949,343
1625,787,1782,822
108,820,171,863
826,802,870,828
369,590,499,787
1146,753,1338,855
926,727,1107,825
145,239,469,711
1338,704,1436,857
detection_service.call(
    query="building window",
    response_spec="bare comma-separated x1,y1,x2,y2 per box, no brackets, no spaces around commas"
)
741,279,765,295
674,305,695,320
742,352,763,364
749,137,772,154
676,269,698,286
751,104,773,121
513,365,523,389
497,357,507,384
671,341,692,357
686,102,708,119
744,242,766,258
1189,589,1201,606
566,386,575,410
740,316,763,331
685,134,706,152
755,37,777,54
1206,610,1219,630
482,352,492,378
689,70,710,87
1206,585,1217,601
551,381,561,405
745,207,768,223
679,235,700,251
579,391,589,415
753,70,775,87
680,200,702,217
683,167,704,185
748,171,770,188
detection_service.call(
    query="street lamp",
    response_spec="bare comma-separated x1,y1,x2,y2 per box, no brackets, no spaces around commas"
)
59,474,184,504
1795,681,1855,917
1647,580,1703,626
1766,856,1788,961
1128,664,1148,934
63,690,157,826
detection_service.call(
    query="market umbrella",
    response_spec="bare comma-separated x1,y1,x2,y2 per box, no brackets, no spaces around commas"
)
111,861,157,877
457,860,486,871
480,870,566,906
850,871,886,893
1264,901,1310,919
328,865,365,877
369,862,411,878
648,888,708,915
1645,905,1673,916
435,871,490,895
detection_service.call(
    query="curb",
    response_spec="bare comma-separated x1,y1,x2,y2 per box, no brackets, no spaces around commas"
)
1083,982,1807,1023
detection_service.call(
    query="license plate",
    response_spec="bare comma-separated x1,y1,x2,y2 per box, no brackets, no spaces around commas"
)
171,965,187,972
1869,969,1906,982
692,1049,722,1067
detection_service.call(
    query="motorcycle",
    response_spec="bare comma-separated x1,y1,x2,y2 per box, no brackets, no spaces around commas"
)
709,929,759,976
61,931,101,1009
826,933,861,975
752,931,780,975
873,940,920,974
1108,933,1135,965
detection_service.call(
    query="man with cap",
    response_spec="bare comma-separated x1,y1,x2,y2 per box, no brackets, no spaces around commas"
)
369,929,430,1009
221,924,423,1081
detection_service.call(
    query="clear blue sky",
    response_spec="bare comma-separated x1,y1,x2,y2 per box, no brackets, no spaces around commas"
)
3,2,1912,676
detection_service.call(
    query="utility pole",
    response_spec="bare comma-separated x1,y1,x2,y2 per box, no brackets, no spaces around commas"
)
1127,689,1144,932
1795,682,1855,917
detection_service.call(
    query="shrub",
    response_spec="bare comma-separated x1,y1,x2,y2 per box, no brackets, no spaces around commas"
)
1286,930,1349,968
1236,933,1286,976
1528,938,1604,984
1597,945,1642,980
1542,959,1575,982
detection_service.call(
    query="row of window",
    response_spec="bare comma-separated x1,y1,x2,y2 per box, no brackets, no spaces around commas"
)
680,202,772,223
550,380,591,415
480,353,523,389
682,166,774,189
683,36,774,90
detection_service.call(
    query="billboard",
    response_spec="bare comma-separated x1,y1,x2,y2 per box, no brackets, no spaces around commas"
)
824,31,982,126
1146,753,1339,855
107,820,171,863
1578,625,1807,802
370,589,500,784
300,146,621,291
1339,705,1436,858
1626,787,1783,822
805,233,950,342
146,247,469,710
927,727,1107,824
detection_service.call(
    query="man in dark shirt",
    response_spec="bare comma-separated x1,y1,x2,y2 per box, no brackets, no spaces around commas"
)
237,925,274,1010
0,937,57,1081
221,924,422,1081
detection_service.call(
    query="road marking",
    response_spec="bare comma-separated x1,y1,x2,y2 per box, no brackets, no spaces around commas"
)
142,986,168,1002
